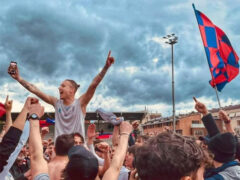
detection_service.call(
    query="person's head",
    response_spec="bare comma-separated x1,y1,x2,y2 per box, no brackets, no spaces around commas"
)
208,132,237,163
125,145,138,169
46,142,54,153
58,79,80,100
44,142,55,161
235,136,240,161
132,120,139,130
55,134,75,156
197,136,210,150
48,138,53,143
134,132,207,180
62,145,98,180
73,133,84,146
135,135,150,146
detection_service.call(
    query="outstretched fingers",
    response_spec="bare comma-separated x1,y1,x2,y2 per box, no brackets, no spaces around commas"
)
5,95,9,104
107,50,111,59
193,96,198,103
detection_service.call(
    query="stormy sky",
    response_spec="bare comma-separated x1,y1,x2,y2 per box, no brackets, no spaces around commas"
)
0,0,240,116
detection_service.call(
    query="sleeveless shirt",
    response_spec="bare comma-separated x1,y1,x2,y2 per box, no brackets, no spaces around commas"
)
54,99,85,140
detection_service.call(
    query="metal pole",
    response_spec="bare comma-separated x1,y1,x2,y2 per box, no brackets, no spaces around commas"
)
171,44,176,133
163,34,177,133
214,86,222,108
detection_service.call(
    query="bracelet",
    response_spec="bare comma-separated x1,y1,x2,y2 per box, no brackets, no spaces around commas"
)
120,132,130,136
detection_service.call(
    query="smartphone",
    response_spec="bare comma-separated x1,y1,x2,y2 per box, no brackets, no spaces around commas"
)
9,61,17,75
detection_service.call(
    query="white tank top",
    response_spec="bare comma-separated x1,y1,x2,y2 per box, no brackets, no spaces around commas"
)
54,99,85,140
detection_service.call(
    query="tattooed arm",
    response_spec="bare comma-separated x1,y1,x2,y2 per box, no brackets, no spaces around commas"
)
80,51,114,114
19,78,57,106
8,65,57,106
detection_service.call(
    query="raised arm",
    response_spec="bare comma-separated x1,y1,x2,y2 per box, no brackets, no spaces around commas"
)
97,142,111,177
8,64,57,106
28,101,49,178
0,97,34,173
41,127,49,140
219,110,235,135
194,97,220,137
0,96,13,140
112,125,120,147
80,51,114,113
4,96,13,133
103,121,132,180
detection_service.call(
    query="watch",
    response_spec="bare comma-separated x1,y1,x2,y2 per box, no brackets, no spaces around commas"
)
28,113,39,120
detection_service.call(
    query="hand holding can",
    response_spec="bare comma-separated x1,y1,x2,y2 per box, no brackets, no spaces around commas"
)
9,61,17,75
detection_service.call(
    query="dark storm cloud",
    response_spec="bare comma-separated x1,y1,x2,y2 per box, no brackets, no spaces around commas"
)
0,2,108,82
0,0,240,111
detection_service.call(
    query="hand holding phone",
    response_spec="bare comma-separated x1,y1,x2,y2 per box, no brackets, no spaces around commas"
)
9,61,17,75
8,61,20,80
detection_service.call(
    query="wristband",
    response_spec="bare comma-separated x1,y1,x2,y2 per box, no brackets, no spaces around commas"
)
120,132,130,136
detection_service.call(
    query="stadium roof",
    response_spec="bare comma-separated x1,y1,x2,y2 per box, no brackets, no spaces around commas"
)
0,112,146,122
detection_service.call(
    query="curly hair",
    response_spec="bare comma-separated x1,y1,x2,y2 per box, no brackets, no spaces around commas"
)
134,132,207,180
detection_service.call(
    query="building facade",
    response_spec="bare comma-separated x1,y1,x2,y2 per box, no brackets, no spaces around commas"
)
142,112,210,137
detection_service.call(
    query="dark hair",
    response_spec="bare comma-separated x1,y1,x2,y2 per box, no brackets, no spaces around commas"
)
93,139,104,153
95,146,103,153
55,134,74,156
128,145,138,155
73,132,84,144
49,142,54,146
134,132,206,180
235,136,240,161
138,135,150,144
65,79,80,93
93,139,103,146
128,145,138,168
208,132,237,163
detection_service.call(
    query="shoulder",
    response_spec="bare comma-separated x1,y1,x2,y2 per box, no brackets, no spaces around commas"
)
34,173,50,180
218,163,240,179
205,174,224,180
48,160,67,170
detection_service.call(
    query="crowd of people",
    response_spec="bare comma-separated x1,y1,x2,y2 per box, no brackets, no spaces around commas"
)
1,53,240,180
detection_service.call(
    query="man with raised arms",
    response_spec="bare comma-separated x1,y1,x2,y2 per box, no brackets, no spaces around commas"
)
8,51,114,140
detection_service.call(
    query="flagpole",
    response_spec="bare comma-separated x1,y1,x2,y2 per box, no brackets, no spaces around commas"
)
192,3,222,109
214,86,222,108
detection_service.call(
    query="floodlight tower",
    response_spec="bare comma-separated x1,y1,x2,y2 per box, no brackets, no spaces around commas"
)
163,34,178,133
